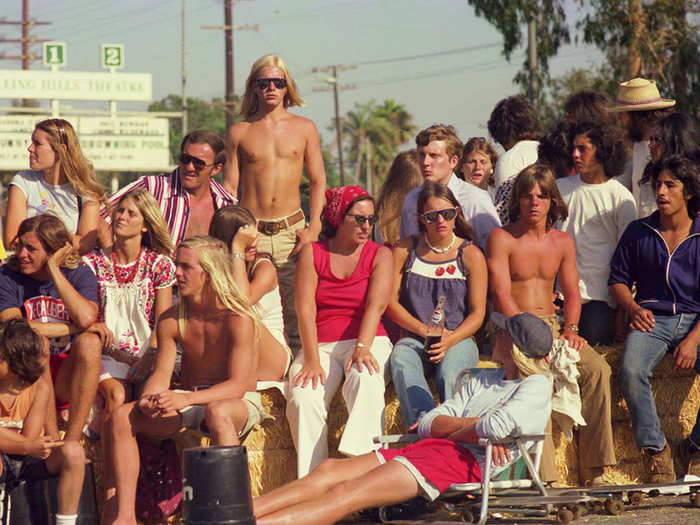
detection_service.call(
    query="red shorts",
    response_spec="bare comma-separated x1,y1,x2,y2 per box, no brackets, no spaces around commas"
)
50,353,70,410
378,438,482,494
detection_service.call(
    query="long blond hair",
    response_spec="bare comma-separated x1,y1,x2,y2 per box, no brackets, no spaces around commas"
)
34,119,106,204
241,54,304,118
176,236,260,338
111,188,173,257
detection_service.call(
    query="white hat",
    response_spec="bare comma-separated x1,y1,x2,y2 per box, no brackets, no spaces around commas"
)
607,77,676,113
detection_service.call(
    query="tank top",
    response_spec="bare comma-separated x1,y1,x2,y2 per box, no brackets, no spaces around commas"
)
313,239,387,343
399,235,471,337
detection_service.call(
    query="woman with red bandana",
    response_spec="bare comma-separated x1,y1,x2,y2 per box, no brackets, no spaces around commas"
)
286,186,393,478
386,182,487,428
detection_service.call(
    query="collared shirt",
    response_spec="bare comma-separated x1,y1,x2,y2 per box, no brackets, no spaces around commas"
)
104,168,236,246
399,173,501,250
609,212,700,315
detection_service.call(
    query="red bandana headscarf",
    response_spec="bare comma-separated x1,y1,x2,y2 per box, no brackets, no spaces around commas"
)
324,186,370,227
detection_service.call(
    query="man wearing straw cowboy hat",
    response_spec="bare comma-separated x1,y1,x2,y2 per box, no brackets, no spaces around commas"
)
608,77,675,218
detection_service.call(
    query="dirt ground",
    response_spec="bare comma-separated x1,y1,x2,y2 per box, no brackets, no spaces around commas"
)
338,493,700,524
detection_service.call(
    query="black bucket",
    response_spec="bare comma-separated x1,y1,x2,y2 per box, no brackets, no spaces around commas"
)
46,463,99,525
8,479,50,525
183,446,256,525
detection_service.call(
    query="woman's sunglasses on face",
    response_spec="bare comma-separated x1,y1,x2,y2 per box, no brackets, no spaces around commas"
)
346,214,377,226
421,208,457,223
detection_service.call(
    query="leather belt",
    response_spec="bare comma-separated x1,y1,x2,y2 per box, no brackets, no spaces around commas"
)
257,209,305,236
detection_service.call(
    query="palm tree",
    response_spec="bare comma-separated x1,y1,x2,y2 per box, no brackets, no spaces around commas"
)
341,99,416,194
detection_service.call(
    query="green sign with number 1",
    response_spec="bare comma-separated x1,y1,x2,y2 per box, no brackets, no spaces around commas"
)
43,42,66,67
101,44,124,69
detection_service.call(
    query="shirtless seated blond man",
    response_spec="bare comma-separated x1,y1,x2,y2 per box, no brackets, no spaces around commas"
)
225,54,326,353
101,236,289,525
486,163,615,485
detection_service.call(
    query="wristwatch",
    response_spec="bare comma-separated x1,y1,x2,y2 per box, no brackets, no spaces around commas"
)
566,323,579,333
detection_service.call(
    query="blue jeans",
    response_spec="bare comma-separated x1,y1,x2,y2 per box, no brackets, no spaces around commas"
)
390,336,479,427
620,313,700,452
580,300,616,346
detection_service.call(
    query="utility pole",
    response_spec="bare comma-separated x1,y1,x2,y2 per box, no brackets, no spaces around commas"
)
0,0,50,67
202,2,258,130
181,0,188,135
311,64,356,185
527,17,537,105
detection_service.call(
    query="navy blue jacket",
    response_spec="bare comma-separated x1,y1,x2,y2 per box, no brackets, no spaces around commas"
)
609,211,700,315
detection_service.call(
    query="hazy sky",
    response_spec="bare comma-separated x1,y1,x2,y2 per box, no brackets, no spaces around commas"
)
4,0,604,145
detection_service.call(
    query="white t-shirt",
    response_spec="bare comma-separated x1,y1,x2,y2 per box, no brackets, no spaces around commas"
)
493,140,540,189
556,175,638,307
10,170,81,233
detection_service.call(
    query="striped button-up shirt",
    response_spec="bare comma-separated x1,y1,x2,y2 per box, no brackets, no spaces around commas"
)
105,168,236,246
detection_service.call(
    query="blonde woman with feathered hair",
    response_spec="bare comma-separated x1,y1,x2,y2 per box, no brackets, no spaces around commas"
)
5,118,106,255
240,54,305,118
82,189,177,439
101,236,286,522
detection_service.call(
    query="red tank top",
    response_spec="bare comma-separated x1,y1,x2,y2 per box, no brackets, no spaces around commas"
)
313,239,387,343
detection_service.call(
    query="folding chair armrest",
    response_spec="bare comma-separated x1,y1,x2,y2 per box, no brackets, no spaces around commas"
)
477,434,546,447
373,433,420,448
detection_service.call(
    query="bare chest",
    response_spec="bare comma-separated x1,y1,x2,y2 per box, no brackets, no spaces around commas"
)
508,244,561,282
238,123,305,165
186,195,216,237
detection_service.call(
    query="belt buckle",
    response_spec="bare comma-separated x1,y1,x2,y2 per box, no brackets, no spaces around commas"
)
260,221,280,235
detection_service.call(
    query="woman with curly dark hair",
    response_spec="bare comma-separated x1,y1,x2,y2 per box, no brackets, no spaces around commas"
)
555,120,638,345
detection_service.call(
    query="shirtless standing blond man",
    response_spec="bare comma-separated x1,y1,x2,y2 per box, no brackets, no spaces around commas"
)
487,163,615,485
101,236,288,524
225,55,326,353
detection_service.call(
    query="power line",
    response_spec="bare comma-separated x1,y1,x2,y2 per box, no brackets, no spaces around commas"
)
352,42,501,67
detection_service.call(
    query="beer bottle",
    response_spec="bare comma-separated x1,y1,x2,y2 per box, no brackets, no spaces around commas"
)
424,295,446,350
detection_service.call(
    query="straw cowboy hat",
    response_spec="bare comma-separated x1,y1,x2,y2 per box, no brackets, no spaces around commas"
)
607,77,676,112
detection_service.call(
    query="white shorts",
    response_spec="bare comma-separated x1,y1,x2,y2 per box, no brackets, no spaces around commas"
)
99,355,131,382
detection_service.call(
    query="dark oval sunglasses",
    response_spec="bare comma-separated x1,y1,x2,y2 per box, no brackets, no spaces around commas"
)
179,152,214,170
346,214,377,226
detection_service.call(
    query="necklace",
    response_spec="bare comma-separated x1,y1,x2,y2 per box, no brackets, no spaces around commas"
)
424,233,455,254
110,249,141,285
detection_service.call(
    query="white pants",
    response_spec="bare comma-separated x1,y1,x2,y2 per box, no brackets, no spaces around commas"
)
286,336,392,478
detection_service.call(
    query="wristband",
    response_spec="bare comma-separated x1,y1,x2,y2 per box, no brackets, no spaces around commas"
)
231,253,245,260
356,342,367,349
566,324,579,333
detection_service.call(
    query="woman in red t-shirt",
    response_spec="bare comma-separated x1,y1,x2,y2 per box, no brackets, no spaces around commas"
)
286,186,393,478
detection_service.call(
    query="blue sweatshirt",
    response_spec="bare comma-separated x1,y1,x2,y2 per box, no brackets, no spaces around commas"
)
608,211,700,315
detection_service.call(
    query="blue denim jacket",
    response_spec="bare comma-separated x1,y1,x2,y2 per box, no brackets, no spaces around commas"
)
609,211,700,315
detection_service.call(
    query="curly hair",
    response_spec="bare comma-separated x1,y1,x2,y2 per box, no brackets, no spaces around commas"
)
538,121,575,179
0,319,45,385
571,120,628,179
647,155,700,217
507,163,568,229
625,107,674,142
563,91,611,123
487,96,543,148
415,124,463,162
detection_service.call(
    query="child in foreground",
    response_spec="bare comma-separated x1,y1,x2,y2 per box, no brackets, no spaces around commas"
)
0,318,85,525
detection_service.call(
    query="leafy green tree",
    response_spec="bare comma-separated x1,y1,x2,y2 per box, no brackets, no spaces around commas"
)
341,99,416,195
466,0,570,101
148,95,240,163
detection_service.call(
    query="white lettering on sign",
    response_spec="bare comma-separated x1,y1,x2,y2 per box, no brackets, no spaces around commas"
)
0,70,151,101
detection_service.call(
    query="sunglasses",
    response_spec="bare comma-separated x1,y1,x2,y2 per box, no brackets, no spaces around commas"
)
179,152,215,170
421,208,457,223
346,214,377,226
255,77,287,90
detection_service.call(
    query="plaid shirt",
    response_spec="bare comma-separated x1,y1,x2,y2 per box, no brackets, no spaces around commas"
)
105,168,236,246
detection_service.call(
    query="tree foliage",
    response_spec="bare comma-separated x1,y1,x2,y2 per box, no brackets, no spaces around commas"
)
341,99,416,195
466,0,570,98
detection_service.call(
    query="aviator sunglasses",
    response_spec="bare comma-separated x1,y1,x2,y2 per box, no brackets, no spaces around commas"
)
179,152,215,170
346,214,377,226
255,77,287,90
421,207,458,223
